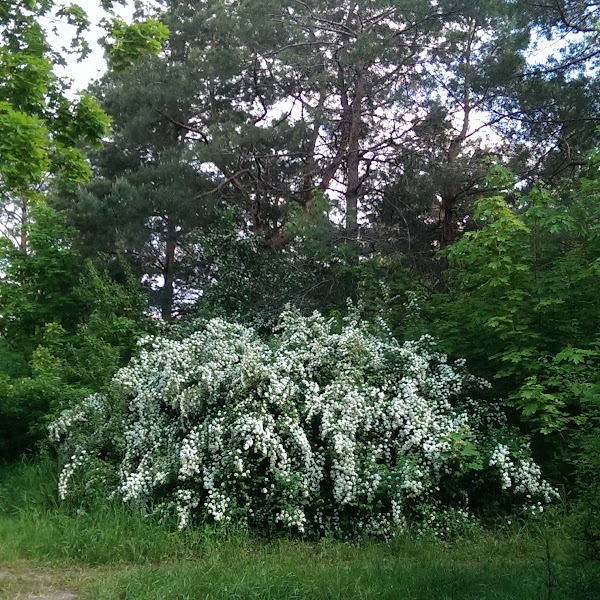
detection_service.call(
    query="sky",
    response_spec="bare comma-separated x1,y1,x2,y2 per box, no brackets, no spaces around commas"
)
46,1,135,94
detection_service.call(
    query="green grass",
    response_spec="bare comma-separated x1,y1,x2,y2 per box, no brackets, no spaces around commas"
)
1,459,598,600
89,534,599,600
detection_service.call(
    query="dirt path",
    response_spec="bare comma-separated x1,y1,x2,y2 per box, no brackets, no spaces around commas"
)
0,568,81,600
24,594,77,600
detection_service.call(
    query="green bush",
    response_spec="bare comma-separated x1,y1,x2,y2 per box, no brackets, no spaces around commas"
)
51,309,557,538
0,206,147,459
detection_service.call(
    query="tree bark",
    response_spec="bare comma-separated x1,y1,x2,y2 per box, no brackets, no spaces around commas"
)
161,221,176,320
345,69,364,245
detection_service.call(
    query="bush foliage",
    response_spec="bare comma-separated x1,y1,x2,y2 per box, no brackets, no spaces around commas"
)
51,309,557,538
0,206,147,459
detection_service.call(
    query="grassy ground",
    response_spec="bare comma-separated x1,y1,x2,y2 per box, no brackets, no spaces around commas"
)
0,459,598,600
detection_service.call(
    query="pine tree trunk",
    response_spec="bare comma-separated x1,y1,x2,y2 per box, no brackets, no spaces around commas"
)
161,227,176,320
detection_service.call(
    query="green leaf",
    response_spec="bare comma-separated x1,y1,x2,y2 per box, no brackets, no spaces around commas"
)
101,18,170,72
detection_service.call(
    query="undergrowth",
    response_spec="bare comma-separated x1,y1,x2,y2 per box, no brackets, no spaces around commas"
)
0,458,598,599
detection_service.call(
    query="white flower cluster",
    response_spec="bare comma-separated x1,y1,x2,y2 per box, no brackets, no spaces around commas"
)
489,443,558,505
48,394,107,443
58,446,88,500
50,393,115,500
50,310,557,537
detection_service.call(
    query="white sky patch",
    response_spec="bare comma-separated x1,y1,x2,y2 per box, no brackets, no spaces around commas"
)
44,1,134,95
526,28,586,68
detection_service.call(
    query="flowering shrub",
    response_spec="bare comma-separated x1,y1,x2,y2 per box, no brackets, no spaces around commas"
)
50,309,557,537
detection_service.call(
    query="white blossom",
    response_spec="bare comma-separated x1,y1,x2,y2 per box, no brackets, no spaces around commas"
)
50,309,557,537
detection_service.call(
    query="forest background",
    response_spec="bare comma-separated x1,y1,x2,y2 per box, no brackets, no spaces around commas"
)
0,0,599,596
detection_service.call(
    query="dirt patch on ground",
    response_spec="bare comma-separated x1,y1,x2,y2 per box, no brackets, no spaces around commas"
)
0,568,81,600
25,593,78,600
